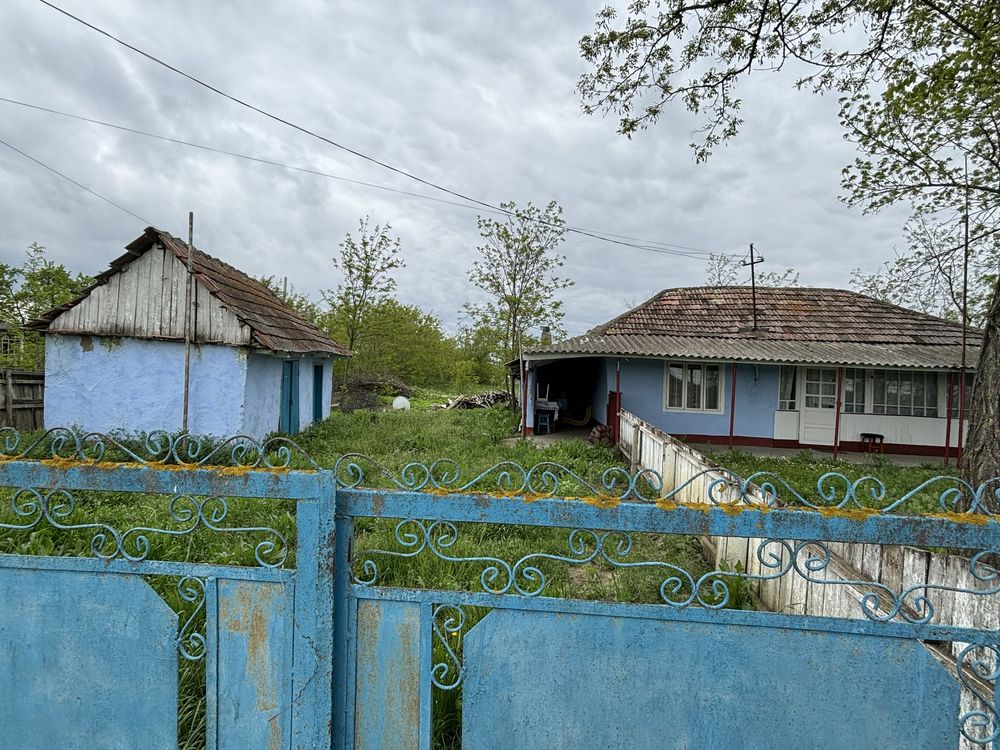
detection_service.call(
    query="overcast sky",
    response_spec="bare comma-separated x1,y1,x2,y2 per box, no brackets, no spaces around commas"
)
0,0,913,335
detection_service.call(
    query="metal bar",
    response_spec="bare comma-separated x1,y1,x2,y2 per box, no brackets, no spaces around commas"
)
290,474,336,749
349,585,1000,645
0,461,324,499
339,488,1000,548
944,372,954,465
4,369,13,425
181,211,194,433
728,361,737,450
418,600,433,750
0,553,293,582
833,367,844,459
332,513,355,750
204,577,219,750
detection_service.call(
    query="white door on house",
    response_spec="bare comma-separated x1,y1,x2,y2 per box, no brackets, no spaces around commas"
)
798,367,838,446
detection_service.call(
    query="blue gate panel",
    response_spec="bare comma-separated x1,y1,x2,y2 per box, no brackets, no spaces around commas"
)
462,609,958,749
213,579,293,750
0,567,178,750
353,600,425,750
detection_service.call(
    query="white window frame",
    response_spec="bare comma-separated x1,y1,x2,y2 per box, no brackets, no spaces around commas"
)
872,369,939,417
777,366,797,411
662,361,725,414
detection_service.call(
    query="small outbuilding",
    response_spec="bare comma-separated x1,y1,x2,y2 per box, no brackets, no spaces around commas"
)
29,227,350,439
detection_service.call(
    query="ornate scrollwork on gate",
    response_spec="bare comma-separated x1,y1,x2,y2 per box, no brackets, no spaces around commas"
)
1,487,288,567
333,453,663,502
958,644,1000,745
0,427,321,469
431,604,466,690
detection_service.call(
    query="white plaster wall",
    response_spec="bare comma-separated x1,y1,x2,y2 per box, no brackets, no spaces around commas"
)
44,334,248,436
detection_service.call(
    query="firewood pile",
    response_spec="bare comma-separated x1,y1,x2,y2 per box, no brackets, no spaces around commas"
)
436,390,511,410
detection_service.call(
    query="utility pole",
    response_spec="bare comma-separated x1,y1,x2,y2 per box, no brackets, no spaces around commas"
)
740,243,764,331
958,157,970,465
181,212,195,433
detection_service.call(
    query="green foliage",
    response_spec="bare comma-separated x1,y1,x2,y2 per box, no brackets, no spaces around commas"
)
464,200,573,368
257,275,325,325
0,242,93,370
322,216,405,372
704,252,799,287
326,299,466,389
707,449,946,513
851,215,1000,326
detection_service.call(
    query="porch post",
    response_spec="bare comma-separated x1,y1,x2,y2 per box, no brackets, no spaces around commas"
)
832,367,844,459
613,358,622,444
957,369,967,465
525,366,536,435
728,362,737,451
520,362,528,437
944,373,954,465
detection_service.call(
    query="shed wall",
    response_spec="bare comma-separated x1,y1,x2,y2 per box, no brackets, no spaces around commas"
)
47,244,251,346
43,334,247,436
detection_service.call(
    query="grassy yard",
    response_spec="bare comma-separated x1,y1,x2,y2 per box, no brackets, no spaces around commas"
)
705,448,955,513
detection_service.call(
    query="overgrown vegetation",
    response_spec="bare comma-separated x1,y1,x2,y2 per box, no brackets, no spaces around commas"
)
707,449,949,514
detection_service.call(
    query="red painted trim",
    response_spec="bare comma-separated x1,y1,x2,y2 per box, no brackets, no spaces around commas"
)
832,367,844,459
678,433,954,458
728,362,737,451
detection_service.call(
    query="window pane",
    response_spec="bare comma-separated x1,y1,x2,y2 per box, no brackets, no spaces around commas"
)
805,382,819,396
686,365,702,409
705,366,720,410
667,365,683,408
778,366,796,410
822,369,836,384
806,368,820,382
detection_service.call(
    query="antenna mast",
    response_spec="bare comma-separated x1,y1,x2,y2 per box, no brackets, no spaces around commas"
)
741,243,765,331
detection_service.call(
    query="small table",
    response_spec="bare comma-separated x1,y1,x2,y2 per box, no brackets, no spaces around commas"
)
860,432,885,453
535,399,560,435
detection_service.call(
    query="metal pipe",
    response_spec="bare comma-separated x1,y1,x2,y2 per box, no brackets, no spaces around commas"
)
958,161,970,465
944,373,954,466
832,367,844,459
181,212,194,433
728,362,737,450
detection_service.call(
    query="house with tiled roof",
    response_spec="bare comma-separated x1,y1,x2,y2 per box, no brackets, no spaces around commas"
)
28,227,350,438
521,287,980,457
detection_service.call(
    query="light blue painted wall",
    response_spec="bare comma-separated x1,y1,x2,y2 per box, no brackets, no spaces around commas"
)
590,357,779,438
244,353,283,438
44,334,247,436
297,355,334,429
243,354,334,438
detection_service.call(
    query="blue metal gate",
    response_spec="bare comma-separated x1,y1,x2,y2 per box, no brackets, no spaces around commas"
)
1,429,998,748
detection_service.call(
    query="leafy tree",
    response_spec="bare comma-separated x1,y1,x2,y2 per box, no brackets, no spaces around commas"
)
851,216,1000,326
0,243,92,370
322,217,405,384
464,201,573,387
258,275,325,326
578,0,1000,492
704,253,798,287
331,299,461,389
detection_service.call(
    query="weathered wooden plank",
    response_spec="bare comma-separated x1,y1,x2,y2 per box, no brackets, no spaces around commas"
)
142,241,163,337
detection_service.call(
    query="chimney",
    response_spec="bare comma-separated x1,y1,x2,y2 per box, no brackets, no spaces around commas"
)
540,326,552,345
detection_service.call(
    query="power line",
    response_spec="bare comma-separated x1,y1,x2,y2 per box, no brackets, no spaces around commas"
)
0,95,730,259
35,1,733,260
0,135,151,224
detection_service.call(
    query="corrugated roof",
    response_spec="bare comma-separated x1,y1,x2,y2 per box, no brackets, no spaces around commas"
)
30,227,350,357
527,287,981,370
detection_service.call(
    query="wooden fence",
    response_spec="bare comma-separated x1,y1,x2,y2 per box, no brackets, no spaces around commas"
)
619,409,995,748
0,370,43,431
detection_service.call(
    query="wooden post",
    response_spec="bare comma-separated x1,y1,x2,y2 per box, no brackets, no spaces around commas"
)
4,369,13,426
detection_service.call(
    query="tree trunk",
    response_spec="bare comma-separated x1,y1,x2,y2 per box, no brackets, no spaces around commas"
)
961,273,1000,511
